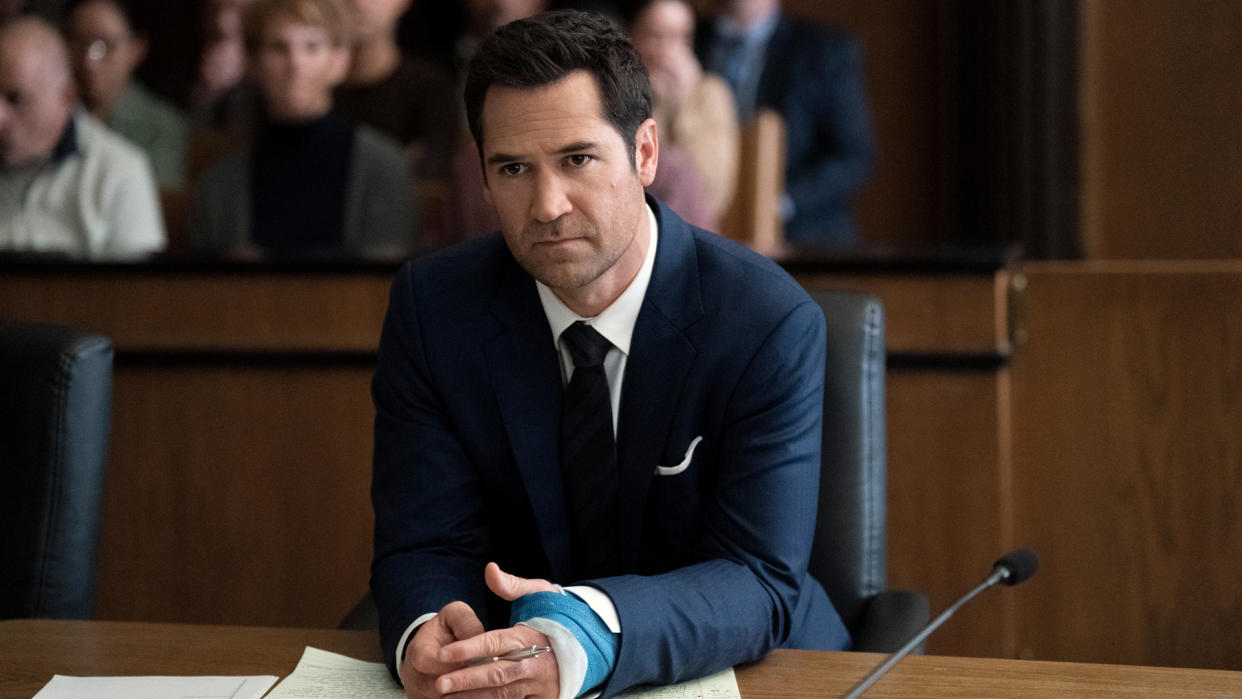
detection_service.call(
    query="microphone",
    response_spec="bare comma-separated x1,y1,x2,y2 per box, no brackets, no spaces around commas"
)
842,548,1039,699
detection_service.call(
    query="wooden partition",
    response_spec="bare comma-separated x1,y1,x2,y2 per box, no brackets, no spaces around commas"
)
1010,261,1242,669
717,109,786,254
0,255,1016,657
0,263,392,627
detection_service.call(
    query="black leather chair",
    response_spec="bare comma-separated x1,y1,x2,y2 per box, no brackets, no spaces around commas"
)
344,292,931,648
807,290,929,652
0,321,114,619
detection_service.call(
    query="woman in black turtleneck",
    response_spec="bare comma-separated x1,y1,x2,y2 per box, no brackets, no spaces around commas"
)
191,0,417,257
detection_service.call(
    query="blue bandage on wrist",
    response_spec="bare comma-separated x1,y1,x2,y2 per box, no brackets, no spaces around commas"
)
511,590,619,694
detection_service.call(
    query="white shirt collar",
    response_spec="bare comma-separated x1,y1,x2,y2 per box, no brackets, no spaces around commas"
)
536,203,659,355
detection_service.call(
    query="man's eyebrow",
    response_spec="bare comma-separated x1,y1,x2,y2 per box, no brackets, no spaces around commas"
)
555,141,599,154
486,141,601,165
485,152,519,165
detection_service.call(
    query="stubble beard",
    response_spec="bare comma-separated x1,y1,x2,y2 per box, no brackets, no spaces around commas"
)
517,219,632,292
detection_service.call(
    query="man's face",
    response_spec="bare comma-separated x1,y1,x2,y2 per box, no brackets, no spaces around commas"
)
0,37,73,168
252,13,347,121
350,0,409,44
67,0,146,113
480,70,658,297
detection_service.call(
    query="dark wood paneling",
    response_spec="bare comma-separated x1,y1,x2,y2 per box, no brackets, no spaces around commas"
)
0,272,391,351
96,364,375,627
1081,0,1242,258
795,273,1010,355
886,369,1013,658
1011,262,1242,669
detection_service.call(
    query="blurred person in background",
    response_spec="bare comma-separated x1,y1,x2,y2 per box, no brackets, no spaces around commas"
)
625,0,737,224
336,0,456,177
0,15,164,257
65,0,188,189
696,0,874,247
190,0,257,130
190,0,416,257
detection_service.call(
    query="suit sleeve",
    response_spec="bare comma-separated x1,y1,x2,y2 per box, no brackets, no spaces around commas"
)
370,263,492,678
784,36,875,219
591,299,829,695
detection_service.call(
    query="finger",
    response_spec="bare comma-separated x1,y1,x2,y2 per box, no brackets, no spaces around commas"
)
484,562,560,602
439,601,486,642
438,625,539,665
437,654,550,696
443,678,542,699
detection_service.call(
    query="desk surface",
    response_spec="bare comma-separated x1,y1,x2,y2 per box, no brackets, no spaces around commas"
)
2,620,1240,698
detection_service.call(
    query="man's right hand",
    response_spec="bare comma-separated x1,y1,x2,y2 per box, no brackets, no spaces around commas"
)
399,601,485,699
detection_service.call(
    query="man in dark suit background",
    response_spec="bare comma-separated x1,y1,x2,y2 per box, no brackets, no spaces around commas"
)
696,0,875,247
370,10,848,699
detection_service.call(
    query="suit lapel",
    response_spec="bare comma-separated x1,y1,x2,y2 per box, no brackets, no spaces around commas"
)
615,200,704,567
484,258,573,582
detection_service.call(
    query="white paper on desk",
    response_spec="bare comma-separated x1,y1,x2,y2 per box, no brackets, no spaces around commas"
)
263,646,405,698
615,667,741,699
33,674,277,699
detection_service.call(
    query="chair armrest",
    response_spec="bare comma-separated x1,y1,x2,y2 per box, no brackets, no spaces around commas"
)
850,589,931,653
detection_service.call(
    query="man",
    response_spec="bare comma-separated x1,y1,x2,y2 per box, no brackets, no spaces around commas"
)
336,0,457,177
371,10,848,699
0,16,165,258
65,0,189,189
695,0,874,247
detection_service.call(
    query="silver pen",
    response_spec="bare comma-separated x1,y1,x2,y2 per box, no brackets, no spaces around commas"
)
466,645,552,666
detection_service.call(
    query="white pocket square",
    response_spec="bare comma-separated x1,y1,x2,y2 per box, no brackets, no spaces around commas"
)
655,435,703,476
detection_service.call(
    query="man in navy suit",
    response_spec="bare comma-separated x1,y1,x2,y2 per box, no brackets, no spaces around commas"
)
696,0,875,247
370,10,848,699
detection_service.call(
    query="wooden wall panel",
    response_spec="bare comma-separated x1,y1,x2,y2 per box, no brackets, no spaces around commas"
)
1080,0,1242,258
1011,262,1242,669
96,364,376,627
886,368,1014,658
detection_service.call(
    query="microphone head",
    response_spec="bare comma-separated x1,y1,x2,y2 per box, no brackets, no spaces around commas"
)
994,548,1039,586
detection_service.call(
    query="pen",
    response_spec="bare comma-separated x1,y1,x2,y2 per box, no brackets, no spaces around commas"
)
466,645,552,666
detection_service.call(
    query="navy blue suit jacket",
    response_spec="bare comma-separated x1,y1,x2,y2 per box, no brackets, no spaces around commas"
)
370,199,849,696
696,15,875,246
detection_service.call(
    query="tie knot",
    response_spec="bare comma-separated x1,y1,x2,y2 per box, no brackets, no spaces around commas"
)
562,321,610,368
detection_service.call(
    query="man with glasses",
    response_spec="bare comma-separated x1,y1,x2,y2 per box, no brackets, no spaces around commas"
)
64,0,188,189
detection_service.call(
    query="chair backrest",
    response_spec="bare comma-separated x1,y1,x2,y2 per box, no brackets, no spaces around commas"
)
805,291,886,632
0,321,113,619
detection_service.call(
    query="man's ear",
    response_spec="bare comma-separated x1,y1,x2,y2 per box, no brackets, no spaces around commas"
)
634,117,658,187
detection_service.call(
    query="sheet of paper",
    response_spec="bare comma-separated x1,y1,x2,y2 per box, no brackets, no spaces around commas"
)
264,646,405,698
616,667,741,699
33,674,277,699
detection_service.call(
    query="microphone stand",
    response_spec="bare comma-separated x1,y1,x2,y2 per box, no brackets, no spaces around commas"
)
842,566,1010,699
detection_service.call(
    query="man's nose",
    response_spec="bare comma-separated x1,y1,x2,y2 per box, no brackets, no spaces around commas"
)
530,171,572,223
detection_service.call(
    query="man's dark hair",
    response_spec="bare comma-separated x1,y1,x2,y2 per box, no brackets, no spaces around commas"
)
464,9,652,168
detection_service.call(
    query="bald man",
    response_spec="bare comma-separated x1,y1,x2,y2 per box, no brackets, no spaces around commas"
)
0,16,164,259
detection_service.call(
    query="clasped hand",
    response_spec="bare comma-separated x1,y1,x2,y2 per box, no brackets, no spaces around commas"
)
400,563,562,699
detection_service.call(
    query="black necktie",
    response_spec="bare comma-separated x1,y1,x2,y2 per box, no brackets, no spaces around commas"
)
559,321,620,579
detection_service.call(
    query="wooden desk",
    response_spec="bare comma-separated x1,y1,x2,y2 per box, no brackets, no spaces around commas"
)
2,620,1240,698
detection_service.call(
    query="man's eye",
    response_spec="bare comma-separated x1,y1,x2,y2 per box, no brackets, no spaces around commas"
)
500,163,525,176
567,154,591,167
